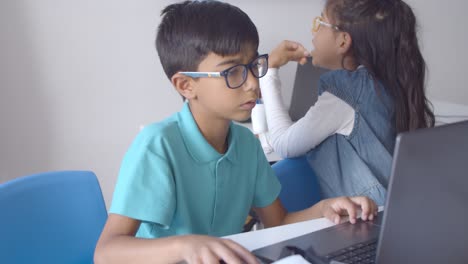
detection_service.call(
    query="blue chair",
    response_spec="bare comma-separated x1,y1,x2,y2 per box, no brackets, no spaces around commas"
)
0,171,108,264
272,156,322,212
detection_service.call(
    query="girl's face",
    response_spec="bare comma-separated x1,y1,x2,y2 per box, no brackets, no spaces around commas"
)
310,12,344,70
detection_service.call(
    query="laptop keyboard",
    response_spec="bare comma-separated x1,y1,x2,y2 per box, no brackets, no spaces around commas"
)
325,239,377,264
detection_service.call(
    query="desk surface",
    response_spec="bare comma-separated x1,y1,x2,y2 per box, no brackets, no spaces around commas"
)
226,207,384,251
432,99,468,125
225,217,335,251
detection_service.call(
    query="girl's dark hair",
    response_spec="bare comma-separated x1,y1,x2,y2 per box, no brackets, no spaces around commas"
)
326,0,435,132
156,0,259,80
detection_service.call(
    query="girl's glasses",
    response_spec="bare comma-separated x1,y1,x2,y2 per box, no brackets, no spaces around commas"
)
179,54,269,89
312,16,340,33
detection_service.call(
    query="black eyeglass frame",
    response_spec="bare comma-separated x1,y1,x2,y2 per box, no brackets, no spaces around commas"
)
179,54,269,89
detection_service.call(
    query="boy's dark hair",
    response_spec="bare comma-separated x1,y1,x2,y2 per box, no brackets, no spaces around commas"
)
326,0,435,132
156,0,259,80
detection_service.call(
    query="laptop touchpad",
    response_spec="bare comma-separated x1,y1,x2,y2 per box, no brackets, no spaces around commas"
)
306,220,380,256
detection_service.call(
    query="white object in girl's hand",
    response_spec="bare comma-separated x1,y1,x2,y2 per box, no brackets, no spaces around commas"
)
251,100,268,134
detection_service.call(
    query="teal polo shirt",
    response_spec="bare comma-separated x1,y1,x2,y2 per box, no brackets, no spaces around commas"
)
110,102,281,238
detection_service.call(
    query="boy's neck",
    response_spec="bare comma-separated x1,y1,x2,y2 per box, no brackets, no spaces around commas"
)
189,102,230,154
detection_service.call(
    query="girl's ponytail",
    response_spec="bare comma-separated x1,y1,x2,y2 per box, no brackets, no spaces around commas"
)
393,1,435,131
326,0,435,132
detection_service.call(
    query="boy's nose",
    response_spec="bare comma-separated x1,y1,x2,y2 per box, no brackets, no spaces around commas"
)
242,69,260,92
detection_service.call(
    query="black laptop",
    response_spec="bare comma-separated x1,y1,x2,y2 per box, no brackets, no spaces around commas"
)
253,120,468,264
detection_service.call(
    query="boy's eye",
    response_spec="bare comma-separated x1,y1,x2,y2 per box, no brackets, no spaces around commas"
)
253,60,262,67
251,65,260,75
227,66,244,77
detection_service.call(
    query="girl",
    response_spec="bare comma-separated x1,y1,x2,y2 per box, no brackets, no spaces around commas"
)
261,0,434,205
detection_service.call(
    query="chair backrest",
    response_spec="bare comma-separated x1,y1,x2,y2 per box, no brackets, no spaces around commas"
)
272,156,321,212
0,171,108,264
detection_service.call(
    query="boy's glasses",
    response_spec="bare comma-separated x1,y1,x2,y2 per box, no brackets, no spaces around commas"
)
312,16,340,33
179,54,269,89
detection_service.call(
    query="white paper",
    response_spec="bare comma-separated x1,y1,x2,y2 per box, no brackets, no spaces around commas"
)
272,254,312,264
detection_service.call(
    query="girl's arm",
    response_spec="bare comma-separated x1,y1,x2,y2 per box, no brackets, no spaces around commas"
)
261,40,355,158
94,214,257,264
260,69,355,158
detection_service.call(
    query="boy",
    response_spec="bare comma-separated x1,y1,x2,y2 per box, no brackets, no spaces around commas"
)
94,1,378,263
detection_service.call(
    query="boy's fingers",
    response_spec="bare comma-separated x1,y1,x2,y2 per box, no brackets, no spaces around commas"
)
369,211,374,221
201,248,222,264
350,196,378,221
211,242,242,264
324,197,378,225
352,196,370,220
370,200,378,220
222,239,258,264
371,199,378,217
323,209,341,225
340,198,358,224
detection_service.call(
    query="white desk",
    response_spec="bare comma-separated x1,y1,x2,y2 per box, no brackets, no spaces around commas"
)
432,99,468,125
226,207,384,251
225,217,335,251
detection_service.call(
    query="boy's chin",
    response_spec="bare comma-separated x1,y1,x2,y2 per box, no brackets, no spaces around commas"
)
231,112,252,123
235,116,251,123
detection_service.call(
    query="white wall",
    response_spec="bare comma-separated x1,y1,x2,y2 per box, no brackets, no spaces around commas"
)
406,0,468,103
0,0,180,208
1,0,467,208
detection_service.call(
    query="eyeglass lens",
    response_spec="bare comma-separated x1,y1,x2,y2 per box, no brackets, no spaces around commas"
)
226,56,268,88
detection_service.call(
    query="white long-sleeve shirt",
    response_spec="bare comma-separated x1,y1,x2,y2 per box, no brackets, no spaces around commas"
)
259,68,356,158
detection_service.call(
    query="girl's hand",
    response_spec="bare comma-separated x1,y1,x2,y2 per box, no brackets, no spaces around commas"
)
269,40,310,69
320,196,378,224
180,235,258,264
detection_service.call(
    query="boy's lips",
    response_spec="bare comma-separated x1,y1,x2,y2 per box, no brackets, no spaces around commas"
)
240,100,256,110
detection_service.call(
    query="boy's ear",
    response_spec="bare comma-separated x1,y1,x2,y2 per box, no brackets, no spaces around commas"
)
336,32,353,55
171,73,197,100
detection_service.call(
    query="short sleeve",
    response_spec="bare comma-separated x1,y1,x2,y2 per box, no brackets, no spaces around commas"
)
109,131,176,229
252,139,282,208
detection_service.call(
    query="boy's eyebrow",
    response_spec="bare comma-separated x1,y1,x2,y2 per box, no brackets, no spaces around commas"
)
216,58,242,67
216,52,260,68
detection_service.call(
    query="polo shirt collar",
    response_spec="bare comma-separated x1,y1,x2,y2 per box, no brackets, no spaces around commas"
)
177,102,238,164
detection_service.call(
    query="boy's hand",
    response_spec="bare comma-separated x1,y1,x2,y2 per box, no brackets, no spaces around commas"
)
320,196,378,224
180,235,258,264
269,40,310,69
